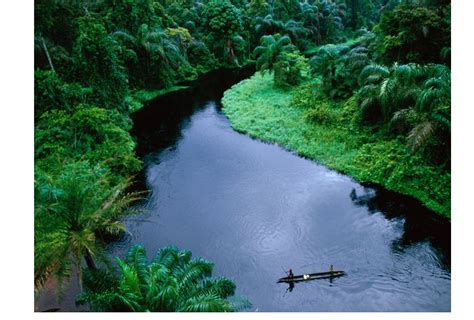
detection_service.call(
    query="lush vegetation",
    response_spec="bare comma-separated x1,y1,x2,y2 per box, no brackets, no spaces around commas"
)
35,0,264,311
222,72,450,217
77,245,250,311
222,0,451,218
35,0,451,312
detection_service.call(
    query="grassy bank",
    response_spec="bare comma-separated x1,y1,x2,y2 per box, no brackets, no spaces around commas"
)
222,73,450,218
127,86,191,113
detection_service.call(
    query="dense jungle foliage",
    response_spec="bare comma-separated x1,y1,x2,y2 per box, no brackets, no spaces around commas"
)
35,0,450,312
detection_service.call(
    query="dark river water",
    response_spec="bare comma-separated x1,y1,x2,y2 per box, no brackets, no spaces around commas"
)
36,68,451,312
112,68,451,312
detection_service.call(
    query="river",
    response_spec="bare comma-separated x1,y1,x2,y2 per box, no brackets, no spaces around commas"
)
113,68,451,311
36,67,450,312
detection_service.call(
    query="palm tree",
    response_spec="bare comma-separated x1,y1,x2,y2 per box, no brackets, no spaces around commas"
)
299,1,322,43
358,63,451,160
358,63,423,122
406,64,450,154
112,24,186,87
77,245,251,312
309,43,370,99
254,15,284,38
253,34,295,75
34,161,144,293
282,19,308,49
314,0,346,41
309,44,349,94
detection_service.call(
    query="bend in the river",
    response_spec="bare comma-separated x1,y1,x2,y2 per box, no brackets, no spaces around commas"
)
121,68,450,311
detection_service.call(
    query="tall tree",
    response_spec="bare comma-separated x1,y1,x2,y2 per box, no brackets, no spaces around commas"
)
372,3,451,64
112,24,186,88
248,0,270,17
273,0,302,22
309,43,370,99
202,0,243,63
35,105,141,178
72,16,129,110
35,161,144,293
358,62,450,164
101,0,161,34
253,34,295,75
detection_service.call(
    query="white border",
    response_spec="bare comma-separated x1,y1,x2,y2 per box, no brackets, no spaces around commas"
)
1,0,472,319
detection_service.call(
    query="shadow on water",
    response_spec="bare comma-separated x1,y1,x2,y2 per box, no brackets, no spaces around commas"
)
130,66,255,192
35,66,255,312
131,66,255,159
349,186,451,269
283,275,342,295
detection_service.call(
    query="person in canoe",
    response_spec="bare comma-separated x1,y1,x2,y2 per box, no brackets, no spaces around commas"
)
288,269,294,280
287,269,295,293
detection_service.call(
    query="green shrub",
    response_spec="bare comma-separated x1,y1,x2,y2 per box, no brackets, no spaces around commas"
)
35,105,141,181
274,50,309,88
222,72,450,218
304,101,335,125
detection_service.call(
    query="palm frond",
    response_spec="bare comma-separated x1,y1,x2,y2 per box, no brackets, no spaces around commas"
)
202,277,236,299
391,108,411,123
253,45,267,57
227,295,253,311
276,35,292,47
347,48,368,64
359,64,389,85
154,277,179,311
152,245,180,268
179,293,234,312
358,83,378,95
81,267,118,294
111,30,137,45
117,258,142,298
126,245,149,285
260,34,277,46
389,108,412,132
431,112,451,130
175,258,213,290
407,121,434,153
76,290,122,311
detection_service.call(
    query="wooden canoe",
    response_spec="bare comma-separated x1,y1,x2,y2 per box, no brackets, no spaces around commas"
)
277,271,346,283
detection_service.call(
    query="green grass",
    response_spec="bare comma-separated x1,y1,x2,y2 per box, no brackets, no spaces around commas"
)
126,86,191,113
134,86,190,102
222,72,450,218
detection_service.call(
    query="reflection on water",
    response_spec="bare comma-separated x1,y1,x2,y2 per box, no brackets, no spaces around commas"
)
118,80,451,311
350,187,450,269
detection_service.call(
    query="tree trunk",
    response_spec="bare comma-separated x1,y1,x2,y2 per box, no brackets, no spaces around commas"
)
84,252,96,270
41,36,55,73
226,39,236,64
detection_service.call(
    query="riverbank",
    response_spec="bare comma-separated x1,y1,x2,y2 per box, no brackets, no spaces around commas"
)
221,72,450,218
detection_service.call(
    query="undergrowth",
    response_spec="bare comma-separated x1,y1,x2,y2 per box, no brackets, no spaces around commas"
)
222,72,450,218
